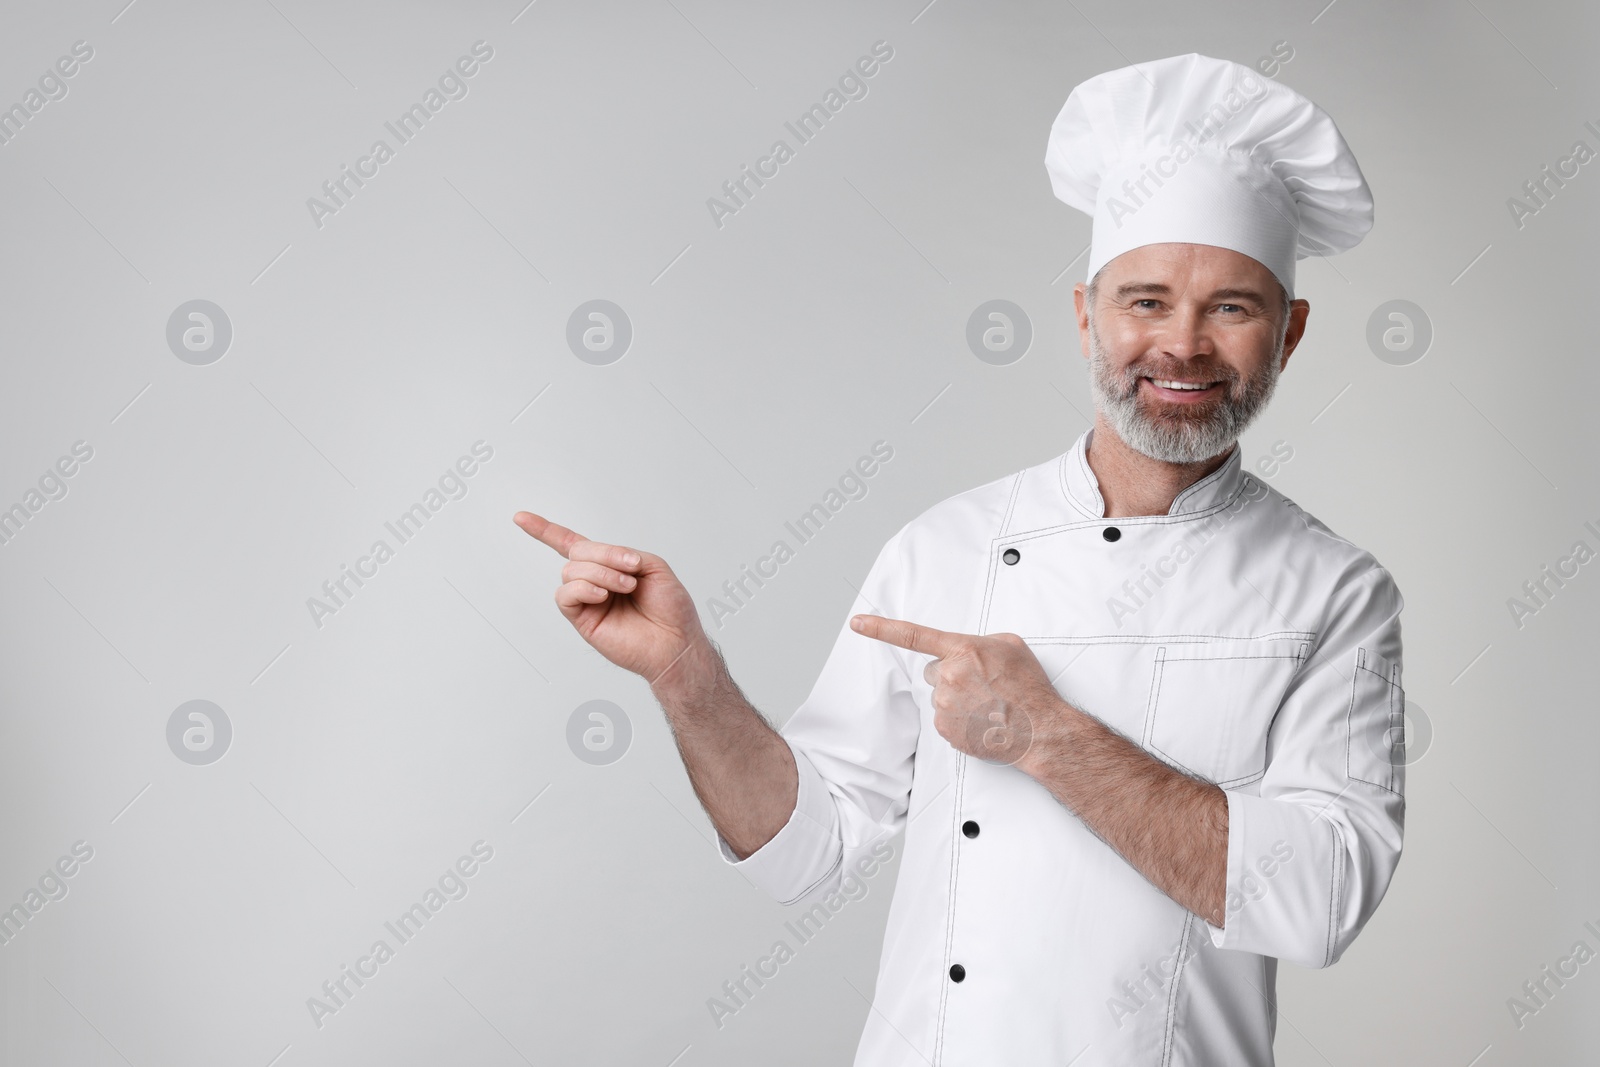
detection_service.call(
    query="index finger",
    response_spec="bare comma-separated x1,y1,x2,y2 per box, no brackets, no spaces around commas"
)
512,512,642,569
512,511,584,556
850,614,965,658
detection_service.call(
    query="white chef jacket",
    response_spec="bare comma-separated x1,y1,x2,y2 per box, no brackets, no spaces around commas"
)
715,428,1406,1066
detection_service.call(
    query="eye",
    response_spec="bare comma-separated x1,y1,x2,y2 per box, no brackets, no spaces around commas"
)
1134,299,1161,310
1218,304,1244,314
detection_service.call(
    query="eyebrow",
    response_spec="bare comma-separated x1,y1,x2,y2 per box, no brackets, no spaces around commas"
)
1111,282,1269,306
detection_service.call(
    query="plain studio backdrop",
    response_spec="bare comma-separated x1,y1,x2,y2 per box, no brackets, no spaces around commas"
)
0,0,1595,1063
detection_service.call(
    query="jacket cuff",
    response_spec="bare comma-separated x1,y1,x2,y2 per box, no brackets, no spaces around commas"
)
714,741,844,906
1203,788,1340,967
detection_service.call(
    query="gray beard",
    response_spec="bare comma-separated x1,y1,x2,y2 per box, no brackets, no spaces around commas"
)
1086,312,1284,464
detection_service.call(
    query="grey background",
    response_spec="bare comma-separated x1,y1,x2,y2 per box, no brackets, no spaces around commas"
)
0,0,1595,1064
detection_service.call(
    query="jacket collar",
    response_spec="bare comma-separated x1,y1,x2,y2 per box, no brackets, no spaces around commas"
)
1060,427,1245,519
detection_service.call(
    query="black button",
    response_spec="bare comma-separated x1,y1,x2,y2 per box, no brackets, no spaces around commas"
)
949,963,966,982
962,820,980,838
1102,527,1121,542
1002,548,1020,565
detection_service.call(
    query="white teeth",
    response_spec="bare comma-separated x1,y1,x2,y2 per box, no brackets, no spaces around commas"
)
1150,378,1212,391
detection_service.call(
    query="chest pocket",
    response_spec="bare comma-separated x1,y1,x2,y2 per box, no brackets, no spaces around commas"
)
1141,638,1309,787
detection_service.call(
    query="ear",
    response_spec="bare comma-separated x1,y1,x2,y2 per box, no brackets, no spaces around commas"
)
1074,284,1091,360
1279,299,1311,371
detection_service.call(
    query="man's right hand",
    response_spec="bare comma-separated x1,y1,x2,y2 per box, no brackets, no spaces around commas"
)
514,510,798,862
513,511,707,688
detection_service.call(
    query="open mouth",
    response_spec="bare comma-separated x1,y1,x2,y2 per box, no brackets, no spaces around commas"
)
1141,376,1224,402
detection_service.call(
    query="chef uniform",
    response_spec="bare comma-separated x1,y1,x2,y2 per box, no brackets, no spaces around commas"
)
715,53,1405,1066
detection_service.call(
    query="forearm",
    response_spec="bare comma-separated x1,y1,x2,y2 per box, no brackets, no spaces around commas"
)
1020,701,1228,926
650,635,798,860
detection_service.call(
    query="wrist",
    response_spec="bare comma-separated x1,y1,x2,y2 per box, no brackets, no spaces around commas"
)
1017,694,1079,779
648,631,725,704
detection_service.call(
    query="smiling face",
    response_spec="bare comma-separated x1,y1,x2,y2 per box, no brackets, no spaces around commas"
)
1076,243,1309,465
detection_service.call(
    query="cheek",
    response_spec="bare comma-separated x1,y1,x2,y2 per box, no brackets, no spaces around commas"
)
1102,322,1149,356
1230,326,1281,365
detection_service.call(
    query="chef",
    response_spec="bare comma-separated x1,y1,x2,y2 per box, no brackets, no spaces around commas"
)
516,51,1406,1066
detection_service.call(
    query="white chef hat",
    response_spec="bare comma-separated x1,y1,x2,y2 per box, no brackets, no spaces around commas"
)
1044,52,1373,298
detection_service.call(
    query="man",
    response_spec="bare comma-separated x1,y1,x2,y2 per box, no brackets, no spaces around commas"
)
516,53,1406,1065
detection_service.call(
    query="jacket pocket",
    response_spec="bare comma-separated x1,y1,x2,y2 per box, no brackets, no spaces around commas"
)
1346,645,1405,794
1142,638,1308,787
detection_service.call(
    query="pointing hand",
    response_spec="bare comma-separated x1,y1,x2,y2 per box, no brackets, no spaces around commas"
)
514,511,706,687
850,614,1065,767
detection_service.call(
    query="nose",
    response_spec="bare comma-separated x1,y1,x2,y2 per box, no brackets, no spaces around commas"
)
1157,304,1212,361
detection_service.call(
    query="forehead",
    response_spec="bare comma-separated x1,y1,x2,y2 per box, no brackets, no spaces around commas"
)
1099,243,1275,291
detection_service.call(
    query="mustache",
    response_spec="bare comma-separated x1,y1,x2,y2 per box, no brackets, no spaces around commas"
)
1119,360,1240,385
1105,359,1245,400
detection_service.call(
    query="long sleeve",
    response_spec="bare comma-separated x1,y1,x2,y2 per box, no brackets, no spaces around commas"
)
713,525,922,906
1204,559,1407,968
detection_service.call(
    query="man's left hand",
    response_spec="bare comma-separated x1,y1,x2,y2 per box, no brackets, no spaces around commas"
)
850,614,1067,768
